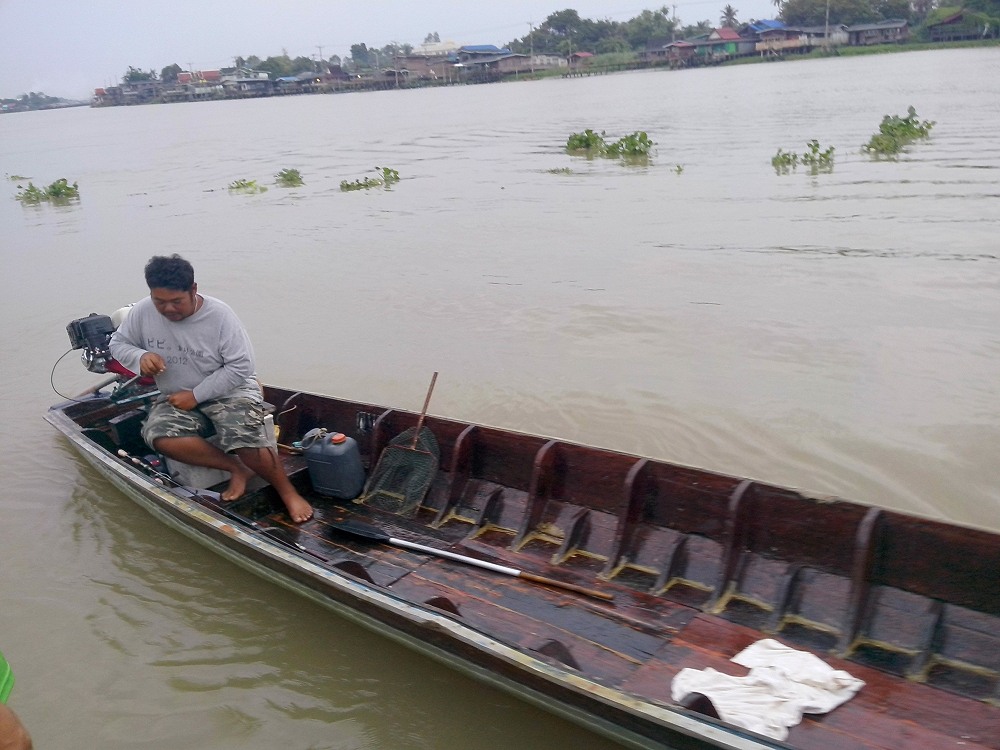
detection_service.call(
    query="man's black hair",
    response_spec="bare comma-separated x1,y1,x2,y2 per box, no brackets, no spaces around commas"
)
144,254,195,291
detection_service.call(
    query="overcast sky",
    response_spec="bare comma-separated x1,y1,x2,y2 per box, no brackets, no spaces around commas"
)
0,0,777,99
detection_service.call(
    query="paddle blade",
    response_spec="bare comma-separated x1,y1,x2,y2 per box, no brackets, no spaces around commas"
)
326,518,392,544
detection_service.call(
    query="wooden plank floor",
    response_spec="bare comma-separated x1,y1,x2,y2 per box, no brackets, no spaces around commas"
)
623,614,1000,750
261,470,1000,750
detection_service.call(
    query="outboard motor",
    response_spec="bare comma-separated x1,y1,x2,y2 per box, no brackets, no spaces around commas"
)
66,313,117,374
65,307,147,384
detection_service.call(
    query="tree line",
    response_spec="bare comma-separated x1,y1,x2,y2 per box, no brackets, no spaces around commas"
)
105,0,1000,89
1,91,70,111
504,1,1000,55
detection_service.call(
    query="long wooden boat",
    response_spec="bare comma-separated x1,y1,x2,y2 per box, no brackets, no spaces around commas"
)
47,325,1000,749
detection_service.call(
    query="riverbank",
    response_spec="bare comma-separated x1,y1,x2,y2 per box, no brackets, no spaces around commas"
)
588,36,1000,72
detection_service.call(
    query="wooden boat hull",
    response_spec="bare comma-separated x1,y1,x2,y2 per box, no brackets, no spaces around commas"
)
46,385,1000,750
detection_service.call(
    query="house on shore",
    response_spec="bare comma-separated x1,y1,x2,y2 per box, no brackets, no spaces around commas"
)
926,9,999,41
846,19,909,45
638,16,909,68
748,20,849,55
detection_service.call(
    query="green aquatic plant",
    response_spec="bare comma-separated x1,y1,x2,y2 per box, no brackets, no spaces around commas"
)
340,177,380,191
673,164,684,175
566,129,655,160
863,106,935,158
771,141,834,175
275,168,304,187
16,178,80,204
771,148,799,174
378,166,400,185
547,167,573,175
228,178,267,194
801,139,835,173
566,129,607,153
340,167,400,192
605,131,655,157
7,174,30,181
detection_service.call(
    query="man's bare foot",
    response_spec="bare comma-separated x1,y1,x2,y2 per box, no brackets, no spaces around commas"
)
283,492,313,523
221,463,255,501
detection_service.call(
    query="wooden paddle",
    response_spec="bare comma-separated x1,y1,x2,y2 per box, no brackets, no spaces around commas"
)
326,518,614,602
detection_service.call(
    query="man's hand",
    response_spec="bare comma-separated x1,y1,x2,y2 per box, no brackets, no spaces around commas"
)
168,390,198,410
139,352,167,376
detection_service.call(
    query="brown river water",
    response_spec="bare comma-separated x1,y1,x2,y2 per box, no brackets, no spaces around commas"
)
1,47,998,748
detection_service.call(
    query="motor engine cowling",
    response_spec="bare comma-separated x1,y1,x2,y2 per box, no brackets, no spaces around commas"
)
66,314,116,373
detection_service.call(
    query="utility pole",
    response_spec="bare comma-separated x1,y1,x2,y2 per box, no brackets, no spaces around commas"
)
528,21,534,73
824,0,830,52
316,45,325,71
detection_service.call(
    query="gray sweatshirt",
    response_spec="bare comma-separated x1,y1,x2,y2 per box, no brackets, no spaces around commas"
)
109,295,258,404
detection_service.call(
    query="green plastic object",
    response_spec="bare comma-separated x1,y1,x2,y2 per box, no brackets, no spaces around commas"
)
0,650,13,703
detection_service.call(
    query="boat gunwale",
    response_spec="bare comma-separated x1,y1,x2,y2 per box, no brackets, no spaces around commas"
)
44,396,788,750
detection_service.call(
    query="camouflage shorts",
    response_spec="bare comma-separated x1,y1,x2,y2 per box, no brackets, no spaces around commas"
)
142,392,270,453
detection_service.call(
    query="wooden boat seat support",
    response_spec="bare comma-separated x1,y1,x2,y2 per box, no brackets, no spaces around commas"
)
603,457,651,576
512,439,560,550
432,424,478,526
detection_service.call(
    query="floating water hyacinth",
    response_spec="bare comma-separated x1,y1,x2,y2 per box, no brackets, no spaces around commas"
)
275,168,304,187
340,166,400,192
863,106,935,157
228,178,267,194
16,178,80,204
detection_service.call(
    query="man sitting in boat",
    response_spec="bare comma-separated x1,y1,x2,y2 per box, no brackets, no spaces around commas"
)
109,254,313,523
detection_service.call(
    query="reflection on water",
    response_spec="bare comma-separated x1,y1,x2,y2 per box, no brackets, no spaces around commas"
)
55,459,613,750
2,47,999,749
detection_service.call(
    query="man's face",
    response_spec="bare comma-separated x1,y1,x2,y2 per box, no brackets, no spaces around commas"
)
150,284,198,321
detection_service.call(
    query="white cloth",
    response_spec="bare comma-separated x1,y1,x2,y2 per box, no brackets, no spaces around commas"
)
671,638,865,741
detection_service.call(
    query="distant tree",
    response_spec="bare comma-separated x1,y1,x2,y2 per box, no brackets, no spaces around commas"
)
160,63,182,83
596,34,633,53
423,31,441,43
872,0,912,20
546,8,584,35
258,55,294,78
18,91,60,108
965,0,1000,13
910,0,934,20
379,42,413,64
625,8,677,47
122,66,157,84
350,43,372,68
781,0,878,25
682,19,715,36
502,5,792,54
245,55,262,69
290,55,315,73
328,54,342,66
